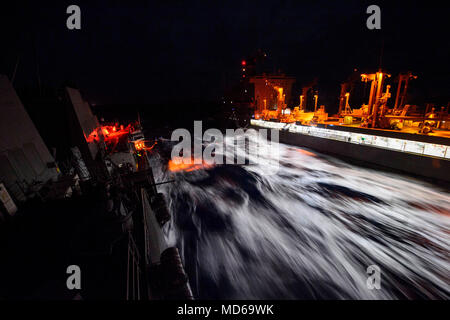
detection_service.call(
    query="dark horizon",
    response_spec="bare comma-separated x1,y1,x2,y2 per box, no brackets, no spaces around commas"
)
1,1,449,109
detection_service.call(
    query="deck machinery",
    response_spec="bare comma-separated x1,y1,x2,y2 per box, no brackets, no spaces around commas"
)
249,70,449,136
250,74,329,124
0,81,193,300
248,70,450,182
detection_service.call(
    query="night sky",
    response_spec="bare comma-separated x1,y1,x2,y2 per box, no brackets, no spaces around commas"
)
1,1,449,110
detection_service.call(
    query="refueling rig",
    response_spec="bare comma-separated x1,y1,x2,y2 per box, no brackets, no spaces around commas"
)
251,74,329,125
250,71,449,137
249,71,450,182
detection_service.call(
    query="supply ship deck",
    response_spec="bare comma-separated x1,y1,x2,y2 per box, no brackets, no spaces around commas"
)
250,119,450,183
237,68,450,183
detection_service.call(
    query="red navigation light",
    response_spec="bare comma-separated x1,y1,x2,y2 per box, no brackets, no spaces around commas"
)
241,60,246,66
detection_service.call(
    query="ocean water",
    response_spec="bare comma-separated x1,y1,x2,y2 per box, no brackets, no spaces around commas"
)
149,131,450,299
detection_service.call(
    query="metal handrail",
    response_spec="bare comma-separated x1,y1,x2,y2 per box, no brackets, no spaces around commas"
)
126,232,142,300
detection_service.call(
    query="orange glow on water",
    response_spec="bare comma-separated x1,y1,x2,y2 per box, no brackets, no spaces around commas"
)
168,157,212,172
295,148,316,157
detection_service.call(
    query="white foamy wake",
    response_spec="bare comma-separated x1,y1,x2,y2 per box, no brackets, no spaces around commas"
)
149,132,450,299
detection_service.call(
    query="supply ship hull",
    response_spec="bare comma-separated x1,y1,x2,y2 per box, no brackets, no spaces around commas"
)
250,119,450,183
